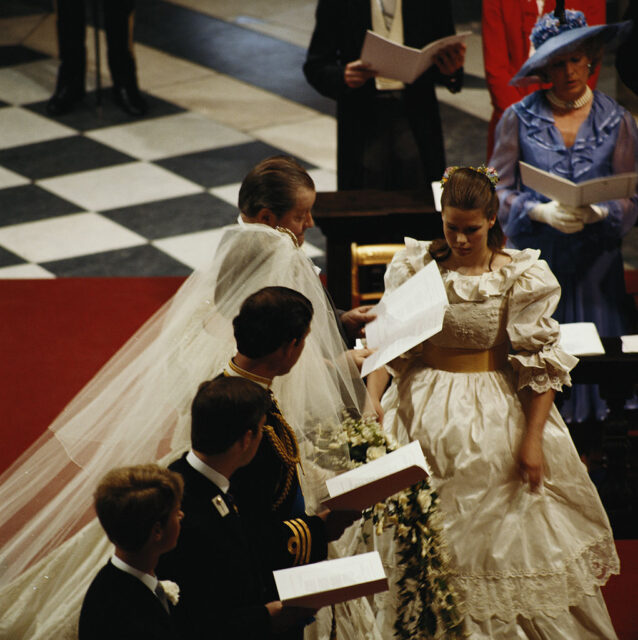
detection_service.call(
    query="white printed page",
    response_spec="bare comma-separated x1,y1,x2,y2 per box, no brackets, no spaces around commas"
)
361,259,448,377
360,30,471,84
519,161,638,207
273,552,387,605
621,335,638,353
325,441,426,496
559,322,605,356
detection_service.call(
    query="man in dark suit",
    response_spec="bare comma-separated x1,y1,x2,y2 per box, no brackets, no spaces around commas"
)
79,464,185,640
157,376,315,639
304,0,465,189
47,0,147,116
223,286,359,576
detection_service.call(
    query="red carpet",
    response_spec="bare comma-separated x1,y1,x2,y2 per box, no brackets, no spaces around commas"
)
1,278,636,638
0,278,183,471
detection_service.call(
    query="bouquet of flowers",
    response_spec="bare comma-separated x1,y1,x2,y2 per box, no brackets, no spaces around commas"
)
323,413,464,640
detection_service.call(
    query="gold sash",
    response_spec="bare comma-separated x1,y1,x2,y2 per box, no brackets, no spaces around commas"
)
421,342,508,373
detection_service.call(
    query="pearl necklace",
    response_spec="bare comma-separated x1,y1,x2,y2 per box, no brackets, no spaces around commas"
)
546,86,593,111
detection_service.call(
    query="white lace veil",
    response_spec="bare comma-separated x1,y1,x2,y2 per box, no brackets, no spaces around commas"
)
0,223,369,639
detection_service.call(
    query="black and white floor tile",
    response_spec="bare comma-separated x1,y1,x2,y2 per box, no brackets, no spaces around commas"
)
0,0,636,279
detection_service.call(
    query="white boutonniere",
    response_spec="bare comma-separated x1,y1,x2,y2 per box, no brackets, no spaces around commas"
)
159,580,180,605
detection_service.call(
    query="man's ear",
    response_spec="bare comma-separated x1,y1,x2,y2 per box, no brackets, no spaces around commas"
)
151,521,164,542
255,208,275,226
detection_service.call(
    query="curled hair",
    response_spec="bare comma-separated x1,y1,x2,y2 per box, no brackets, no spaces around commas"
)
191,377,270,455
238,156,315,219
432,167,505,262
94,464,183,553
233,286,313,358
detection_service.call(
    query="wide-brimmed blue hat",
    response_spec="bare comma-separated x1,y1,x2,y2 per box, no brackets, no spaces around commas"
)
510,10,632,86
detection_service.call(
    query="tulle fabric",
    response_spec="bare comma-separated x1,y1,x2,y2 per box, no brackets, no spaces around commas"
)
0,224,372,639
377,241,619,638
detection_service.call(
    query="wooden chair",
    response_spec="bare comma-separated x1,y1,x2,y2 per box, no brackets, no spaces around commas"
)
350,242,404,308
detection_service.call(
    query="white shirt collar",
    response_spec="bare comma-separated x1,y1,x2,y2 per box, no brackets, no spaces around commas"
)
111,555,158,594
186,450,230,494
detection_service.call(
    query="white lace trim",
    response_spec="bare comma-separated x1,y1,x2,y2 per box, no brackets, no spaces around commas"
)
450,533,619,621
402,238,540,302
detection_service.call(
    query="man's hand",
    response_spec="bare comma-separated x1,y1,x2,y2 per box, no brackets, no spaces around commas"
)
341,305,376,341
344,60,377,88
434,42,465,75
317,508,362,541
266,601,317,633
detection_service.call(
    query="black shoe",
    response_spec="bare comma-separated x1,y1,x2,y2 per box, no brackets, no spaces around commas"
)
46,85,85,116
112,85,148,117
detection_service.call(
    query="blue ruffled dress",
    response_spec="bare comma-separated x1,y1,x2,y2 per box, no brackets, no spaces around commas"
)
491,89,638,422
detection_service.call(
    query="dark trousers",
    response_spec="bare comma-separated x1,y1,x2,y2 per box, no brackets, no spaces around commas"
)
54,0,138,89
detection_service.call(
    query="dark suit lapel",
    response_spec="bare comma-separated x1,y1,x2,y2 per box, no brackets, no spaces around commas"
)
173,456,244,538
104,562,173,620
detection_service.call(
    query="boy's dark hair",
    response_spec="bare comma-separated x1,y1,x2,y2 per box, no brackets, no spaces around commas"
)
191,377,270,454
238,156,315,219
233,286,313,358
94,464,184,553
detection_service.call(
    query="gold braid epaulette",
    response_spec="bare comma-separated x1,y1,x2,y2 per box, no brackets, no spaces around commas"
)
266,396,302,511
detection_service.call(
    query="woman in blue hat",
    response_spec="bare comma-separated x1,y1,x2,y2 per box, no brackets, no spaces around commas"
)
490,10,637,425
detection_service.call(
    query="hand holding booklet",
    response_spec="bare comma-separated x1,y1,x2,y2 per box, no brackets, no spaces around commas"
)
361,258,448,377
323,441,428,511
360,30,470,84
273,551,388,608
519,161,638,207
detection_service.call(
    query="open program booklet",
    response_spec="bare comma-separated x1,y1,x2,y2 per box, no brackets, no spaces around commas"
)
519,161,638,207
360,30,471,84
273,552,388,608
559,322,605,356
323,441,428,511
361,258,448,377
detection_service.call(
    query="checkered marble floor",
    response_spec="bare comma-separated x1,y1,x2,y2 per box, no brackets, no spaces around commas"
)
0,46,338,277
1,0,636,278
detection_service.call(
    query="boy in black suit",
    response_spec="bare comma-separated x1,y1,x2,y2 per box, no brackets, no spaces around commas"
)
158,376,315,639
79,464,184,640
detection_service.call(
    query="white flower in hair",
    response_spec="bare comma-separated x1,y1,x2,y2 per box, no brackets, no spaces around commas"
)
160,580,180,605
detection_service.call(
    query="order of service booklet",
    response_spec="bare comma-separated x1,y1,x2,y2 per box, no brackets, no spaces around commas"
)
361,258,448,377
273,552,388,608
323,440,428,511
559,322,605,356
519,161,638,207
360,30,471,84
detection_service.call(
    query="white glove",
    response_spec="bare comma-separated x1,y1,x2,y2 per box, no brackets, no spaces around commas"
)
528,201,584,234
562,204,609,225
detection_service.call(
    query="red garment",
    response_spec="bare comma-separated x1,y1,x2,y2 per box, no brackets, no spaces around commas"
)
482,0,605,159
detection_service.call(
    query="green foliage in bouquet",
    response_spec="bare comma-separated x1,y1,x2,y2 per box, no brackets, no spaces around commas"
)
340,414,464,640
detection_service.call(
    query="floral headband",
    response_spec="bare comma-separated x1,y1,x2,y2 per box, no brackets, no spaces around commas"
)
440,165,499,189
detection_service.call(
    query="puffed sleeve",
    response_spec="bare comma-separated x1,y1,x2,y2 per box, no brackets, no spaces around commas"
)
383,237,430,294
491,107,539,238
596,110,638,239
506,260,579,393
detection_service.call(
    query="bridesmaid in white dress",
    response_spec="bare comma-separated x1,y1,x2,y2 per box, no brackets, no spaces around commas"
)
367,166,619,638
